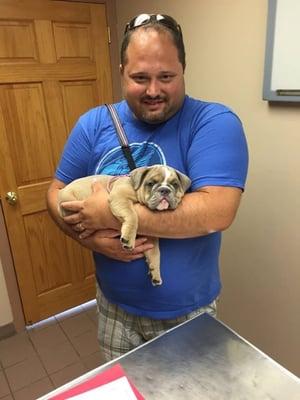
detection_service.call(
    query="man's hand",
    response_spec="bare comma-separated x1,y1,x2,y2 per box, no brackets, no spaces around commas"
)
81,233,154,262
60,181,120,237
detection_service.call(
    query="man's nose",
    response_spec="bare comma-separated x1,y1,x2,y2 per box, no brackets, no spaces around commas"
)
146,79,161,97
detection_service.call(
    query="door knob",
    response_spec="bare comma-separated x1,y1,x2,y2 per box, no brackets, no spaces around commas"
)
5,191,18,206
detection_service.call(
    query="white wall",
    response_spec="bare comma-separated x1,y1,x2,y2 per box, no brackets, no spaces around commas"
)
115,0,300,376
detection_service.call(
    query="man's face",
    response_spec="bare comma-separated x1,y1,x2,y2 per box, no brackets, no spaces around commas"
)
121,29,185,124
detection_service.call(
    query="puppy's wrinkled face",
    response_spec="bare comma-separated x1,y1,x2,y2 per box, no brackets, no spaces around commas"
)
131,165,191,211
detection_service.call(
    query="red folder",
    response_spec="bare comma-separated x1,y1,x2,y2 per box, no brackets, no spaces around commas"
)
49,363,144,399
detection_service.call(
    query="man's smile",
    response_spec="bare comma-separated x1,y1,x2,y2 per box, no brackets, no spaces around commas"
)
142,98,166,110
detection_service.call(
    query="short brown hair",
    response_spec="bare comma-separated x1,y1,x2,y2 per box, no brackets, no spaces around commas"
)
120,23,186,72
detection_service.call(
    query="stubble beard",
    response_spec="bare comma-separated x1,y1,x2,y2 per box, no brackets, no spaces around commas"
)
136,97,174,124
140,108,169,124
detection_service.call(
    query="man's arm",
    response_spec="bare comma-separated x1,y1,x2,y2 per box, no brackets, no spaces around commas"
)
61,184,242,239
46,178,154,260
135,186,242,238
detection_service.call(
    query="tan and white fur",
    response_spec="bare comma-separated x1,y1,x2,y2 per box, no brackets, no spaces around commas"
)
58,165,191,286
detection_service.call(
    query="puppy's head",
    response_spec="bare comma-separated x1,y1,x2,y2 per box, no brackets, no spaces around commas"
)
130,165,191,210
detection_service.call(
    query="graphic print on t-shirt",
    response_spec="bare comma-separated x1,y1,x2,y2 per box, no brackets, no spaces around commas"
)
94,141,166,175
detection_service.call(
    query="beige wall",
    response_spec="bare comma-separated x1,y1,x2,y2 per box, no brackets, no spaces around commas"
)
115,0,300,376
0,258,13,326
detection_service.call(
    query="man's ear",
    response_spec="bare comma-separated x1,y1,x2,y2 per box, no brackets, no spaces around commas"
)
119,64,124,74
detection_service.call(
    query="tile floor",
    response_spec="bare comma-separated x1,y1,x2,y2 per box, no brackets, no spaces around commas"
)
0,300,106,400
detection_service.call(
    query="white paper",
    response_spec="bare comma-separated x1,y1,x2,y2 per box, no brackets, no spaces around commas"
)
67,376,137,400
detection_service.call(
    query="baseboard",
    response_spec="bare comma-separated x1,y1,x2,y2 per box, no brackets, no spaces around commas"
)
0,323,16,340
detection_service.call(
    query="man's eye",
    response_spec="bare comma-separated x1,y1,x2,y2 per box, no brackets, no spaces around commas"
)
133,76,147,83
160,75,173,82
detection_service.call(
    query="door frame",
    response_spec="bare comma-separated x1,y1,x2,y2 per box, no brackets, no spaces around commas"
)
0,0,121,332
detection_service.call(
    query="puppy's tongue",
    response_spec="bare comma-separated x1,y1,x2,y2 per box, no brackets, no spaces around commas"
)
157,199,169,211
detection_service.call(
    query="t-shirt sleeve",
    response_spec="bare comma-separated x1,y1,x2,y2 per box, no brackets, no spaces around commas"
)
55,115,94,184
187,110,248,191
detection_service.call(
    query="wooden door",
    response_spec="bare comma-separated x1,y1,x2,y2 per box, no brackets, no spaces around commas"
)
0,0,113,324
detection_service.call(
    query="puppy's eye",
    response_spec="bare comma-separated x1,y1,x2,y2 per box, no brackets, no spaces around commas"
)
146,181,155,188
172,181,179,189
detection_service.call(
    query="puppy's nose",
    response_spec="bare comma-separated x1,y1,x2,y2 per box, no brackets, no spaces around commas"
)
159,186,171,196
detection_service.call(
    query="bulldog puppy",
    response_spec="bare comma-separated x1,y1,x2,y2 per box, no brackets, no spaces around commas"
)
58,165,191,285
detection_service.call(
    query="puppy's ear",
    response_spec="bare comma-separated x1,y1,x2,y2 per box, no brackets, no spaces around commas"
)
130,167,150,190
175,170,192,192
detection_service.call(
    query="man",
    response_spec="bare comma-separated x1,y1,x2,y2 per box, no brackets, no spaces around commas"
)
47,14,248,361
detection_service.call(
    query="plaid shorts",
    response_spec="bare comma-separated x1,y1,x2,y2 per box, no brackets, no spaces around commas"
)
96,284,217,361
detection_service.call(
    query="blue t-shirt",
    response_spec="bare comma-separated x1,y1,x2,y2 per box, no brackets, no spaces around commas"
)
56,96,248,319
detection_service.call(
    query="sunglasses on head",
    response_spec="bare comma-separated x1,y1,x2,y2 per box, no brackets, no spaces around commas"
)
124,13,182,36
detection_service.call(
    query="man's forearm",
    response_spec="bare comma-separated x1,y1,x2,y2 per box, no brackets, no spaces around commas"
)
135,187,242,239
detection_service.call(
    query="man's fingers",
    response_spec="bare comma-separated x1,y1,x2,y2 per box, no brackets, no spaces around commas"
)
73,222,85,232
63,213,81,224
133,237,154,252
79,229,120,240
111,237,150,261
97,229,120,238
121,250,145,262
78,229,93,239
61,200,83,212
61,201,83,224
132,243,154,254
126,253,145,261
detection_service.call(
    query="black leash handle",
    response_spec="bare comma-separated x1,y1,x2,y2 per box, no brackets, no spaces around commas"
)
105,104,137,171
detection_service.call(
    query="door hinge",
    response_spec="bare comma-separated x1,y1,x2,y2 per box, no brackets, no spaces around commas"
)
107,26,111,44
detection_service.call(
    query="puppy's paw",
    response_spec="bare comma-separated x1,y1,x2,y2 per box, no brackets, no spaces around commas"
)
150,270,162,286
120,236,134,251
151,277,162,286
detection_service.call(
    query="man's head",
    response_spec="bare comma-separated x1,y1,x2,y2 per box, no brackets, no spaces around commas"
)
120,14,186,124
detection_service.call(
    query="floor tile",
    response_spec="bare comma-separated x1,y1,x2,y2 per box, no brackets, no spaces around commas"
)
50,361,87,388
0,300,106,399
59,313,96,340
0,332,36,368
84,307,98,326
0,370,11,398
28,324,67,351
68,330,99,358
5,354,47,392
36,340,80,375
0,395,13,400
81,351,106,371
13,377,54,400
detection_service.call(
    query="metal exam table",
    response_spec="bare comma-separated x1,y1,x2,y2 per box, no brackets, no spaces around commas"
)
39,313,300,399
